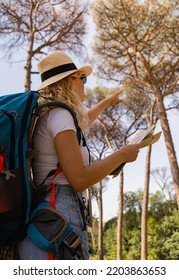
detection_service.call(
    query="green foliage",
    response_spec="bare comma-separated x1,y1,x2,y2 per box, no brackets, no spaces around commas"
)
148,209,179,260
124,190,143,212
103,218,117,260
163,232,179,260
149,191,177,220
100,190,178,260
123,229,141,260
103,217,117,232
88,217,99,257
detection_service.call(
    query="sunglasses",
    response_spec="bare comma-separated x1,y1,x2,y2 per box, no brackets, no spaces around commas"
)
80,75,87,84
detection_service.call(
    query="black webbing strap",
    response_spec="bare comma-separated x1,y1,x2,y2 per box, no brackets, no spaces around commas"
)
63,230,81,250
55,229,84,260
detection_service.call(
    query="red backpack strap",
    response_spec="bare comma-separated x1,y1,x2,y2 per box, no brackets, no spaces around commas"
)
46,165,62,189
47,165,62,260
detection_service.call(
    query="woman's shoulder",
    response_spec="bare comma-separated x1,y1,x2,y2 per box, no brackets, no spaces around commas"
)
47,107,76,136
48,106,75,121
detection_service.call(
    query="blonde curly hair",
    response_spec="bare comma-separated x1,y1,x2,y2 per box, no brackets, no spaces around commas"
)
38,75,89,130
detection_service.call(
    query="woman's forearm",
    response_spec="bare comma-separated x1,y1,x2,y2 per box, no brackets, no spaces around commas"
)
87,98,110,126
76,143,140,192
87,90,123,126
77,149,125,191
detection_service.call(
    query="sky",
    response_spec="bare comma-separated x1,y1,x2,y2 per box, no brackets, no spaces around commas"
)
0,53,178,222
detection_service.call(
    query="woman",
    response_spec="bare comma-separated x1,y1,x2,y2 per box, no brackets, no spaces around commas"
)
18,51,140,260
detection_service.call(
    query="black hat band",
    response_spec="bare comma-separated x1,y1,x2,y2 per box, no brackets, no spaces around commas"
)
41,63,77,82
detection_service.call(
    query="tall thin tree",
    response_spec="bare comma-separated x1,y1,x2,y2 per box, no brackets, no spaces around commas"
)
0,0,88,90
91,0,179,207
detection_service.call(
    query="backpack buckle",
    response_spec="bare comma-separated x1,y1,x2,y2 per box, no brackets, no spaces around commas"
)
63,230,81,250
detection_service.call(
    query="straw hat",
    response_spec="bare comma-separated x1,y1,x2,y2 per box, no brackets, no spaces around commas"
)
37,51,93,90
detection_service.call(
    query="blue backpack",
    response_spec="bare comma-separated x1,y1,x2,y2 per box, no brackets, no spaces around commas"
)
0,91,84,259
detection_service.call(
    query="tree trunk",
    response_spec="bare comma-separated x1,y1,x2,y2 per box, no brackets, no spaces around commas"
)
89,226,96,253
97,181,103,260
24,35,34,91
154,89,179,207
141,145,152,260
137,52,179,208
117,170,124,259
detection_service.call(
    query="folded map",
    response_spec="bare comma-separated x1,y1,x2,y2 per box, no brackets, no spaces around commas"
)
110,125,162,177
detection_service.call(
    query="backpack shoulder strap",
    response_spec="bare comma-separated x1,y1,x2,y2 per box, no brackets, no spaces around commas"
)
36,101,81,144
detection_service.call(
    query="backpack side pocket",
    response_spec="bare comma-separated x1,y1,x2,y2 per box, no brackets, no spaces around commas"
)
27,203,77,253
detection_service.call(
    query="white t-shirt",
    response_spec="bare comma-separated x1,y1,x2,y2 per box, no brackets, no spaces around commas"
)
32,107,89,186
